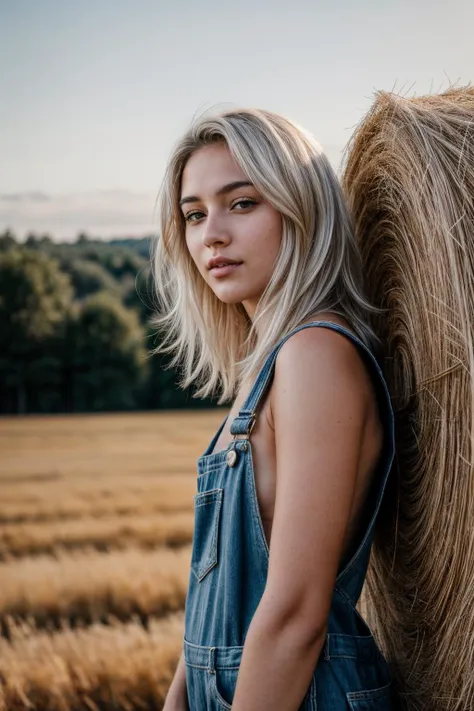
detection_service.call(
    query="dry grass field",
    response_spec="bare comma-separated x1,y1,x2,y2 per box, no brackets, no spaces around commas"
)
0,409,226,711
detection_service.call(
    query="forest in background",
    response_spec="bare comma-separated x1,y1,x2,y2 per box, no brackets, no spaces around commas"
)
0,229,218,414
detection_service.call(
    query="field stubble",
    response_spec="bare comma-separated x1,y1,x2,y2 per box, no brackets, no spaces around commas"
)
0,410,225,711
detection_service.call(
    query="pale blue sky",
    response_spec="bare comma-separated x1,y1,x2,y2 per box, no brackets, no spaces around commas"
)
1,0,472,240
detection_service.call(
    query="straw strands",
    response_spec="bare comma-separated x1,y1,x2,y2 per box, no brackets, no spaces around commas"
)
343,85,474,711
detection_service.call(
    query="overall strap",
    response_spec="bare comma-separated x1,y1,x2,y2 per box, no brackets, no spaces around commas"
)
230,320,396,587
229,321,351,435
230,320,391,438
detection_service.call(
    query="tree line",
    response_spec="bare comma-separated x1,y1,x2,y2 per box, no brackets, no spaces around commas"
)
0,229,218,414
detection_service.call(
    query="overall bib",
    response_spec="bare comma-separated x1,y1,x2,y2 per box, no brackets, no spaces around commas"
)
184,321,396,710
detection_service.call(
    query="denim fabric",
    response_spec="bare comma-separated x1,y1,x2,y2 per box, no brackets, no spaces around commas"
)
184,322,396,710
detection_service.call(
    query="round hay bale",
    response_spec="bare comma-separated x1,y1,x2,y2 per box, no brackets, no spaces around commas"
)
343,86,474,711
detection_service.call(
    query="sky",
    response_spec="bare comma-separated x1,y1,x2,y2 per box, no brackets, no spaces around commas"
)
0,0,473,242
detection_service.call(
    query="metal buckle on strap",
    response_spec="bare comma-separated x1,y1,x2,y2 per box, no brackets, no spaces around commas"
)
232,413,256,442
247,413,257,435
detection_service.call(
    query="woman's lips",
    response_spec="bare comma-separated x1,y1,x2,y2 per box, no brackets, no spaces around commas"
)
209,262,243,278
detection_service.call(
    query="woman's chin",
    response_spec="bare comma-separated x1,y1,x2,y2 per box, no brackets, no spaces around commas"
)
211,287,249,305
215,294,245,305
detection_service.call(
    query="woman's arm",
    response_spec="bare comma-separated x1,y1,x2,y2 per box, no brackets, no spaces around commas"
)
163,650,190,710
231,327,369,711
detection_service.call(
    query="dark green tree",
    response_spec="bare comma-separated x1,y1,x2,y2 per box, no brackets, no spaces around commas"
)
0,229,17,252
0,248,73,413
103,250,145,280
0,237,219,413
76,232,90,245
25,232,40,249
70,291,147,411
66,258,121,300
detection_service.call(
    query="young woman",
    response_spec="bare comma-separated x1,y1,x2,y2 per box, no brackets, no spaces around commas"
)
154,108,396,711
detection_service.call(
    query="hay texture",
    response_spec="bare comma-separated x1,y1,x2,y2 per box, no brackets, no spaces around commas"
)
342,86,474,711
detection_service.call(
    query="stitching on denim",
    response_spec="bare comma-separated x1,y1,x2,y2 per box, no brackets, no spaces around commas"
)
191,493,223,581
346,680,392,701
184,661,208,670
194,498,220,508
334,585,356,608
184,660,242,671
184,638,244,651
211,674,232,710
247,446,270,560
197,463,226,476
335,585,380,641
193,489,223,505
322,634,330,661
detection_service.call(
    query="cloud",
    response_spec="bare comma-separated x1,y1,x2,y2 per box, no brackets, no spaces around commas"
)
0,190,158,242
0,144,344,243
0,192,51,203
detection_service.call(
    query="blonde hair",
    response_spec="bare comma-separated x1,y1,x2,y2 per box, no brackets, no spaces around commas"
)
152,107,381,403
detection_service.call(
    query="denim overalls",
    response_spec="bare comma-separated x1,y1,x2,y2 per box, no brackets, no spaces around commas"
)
184,321,396,710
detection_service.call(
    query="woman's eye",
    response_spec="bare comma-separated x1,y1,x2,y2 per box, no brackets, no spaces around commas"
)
232,199,256,210
184,199,256,223
184,211,205,222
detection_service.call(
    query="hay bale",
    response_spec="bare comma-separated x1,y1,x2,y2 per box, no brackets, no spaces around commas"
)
342,86,474,711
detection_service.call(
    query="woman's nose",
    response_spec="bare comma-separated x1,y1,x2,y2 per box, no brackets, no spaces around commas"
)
202,213,231,247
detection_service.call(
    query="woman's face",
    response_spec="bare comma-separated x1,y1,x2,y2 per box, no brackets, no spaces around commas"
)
179,142,282,319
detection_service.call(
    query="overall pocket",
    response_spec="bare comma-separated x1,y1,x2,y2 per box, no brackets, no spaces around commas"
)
191,488,224,582
209,666,238,710
346,679,393,710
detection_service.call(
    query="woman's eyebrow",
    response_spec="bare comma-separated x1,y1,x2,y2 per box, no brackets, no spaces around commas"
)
179,180,254,207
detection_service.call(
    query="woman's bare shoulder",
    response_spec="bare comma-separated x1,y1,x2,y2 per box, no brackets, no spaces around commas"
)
297,310,356,336
279,312,363,369
268,312,371,427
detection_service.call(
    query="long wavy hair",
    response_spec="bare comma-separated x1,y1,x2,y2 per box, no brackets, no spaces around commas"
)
151,107,382,403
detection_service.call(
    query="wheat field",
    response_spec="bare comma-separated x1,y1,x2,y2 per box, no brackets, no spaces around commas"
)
0,410,226,711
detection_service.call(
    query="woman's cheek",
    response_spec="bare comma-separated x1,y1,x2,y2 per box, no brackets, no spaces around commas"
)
185,236,199,268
